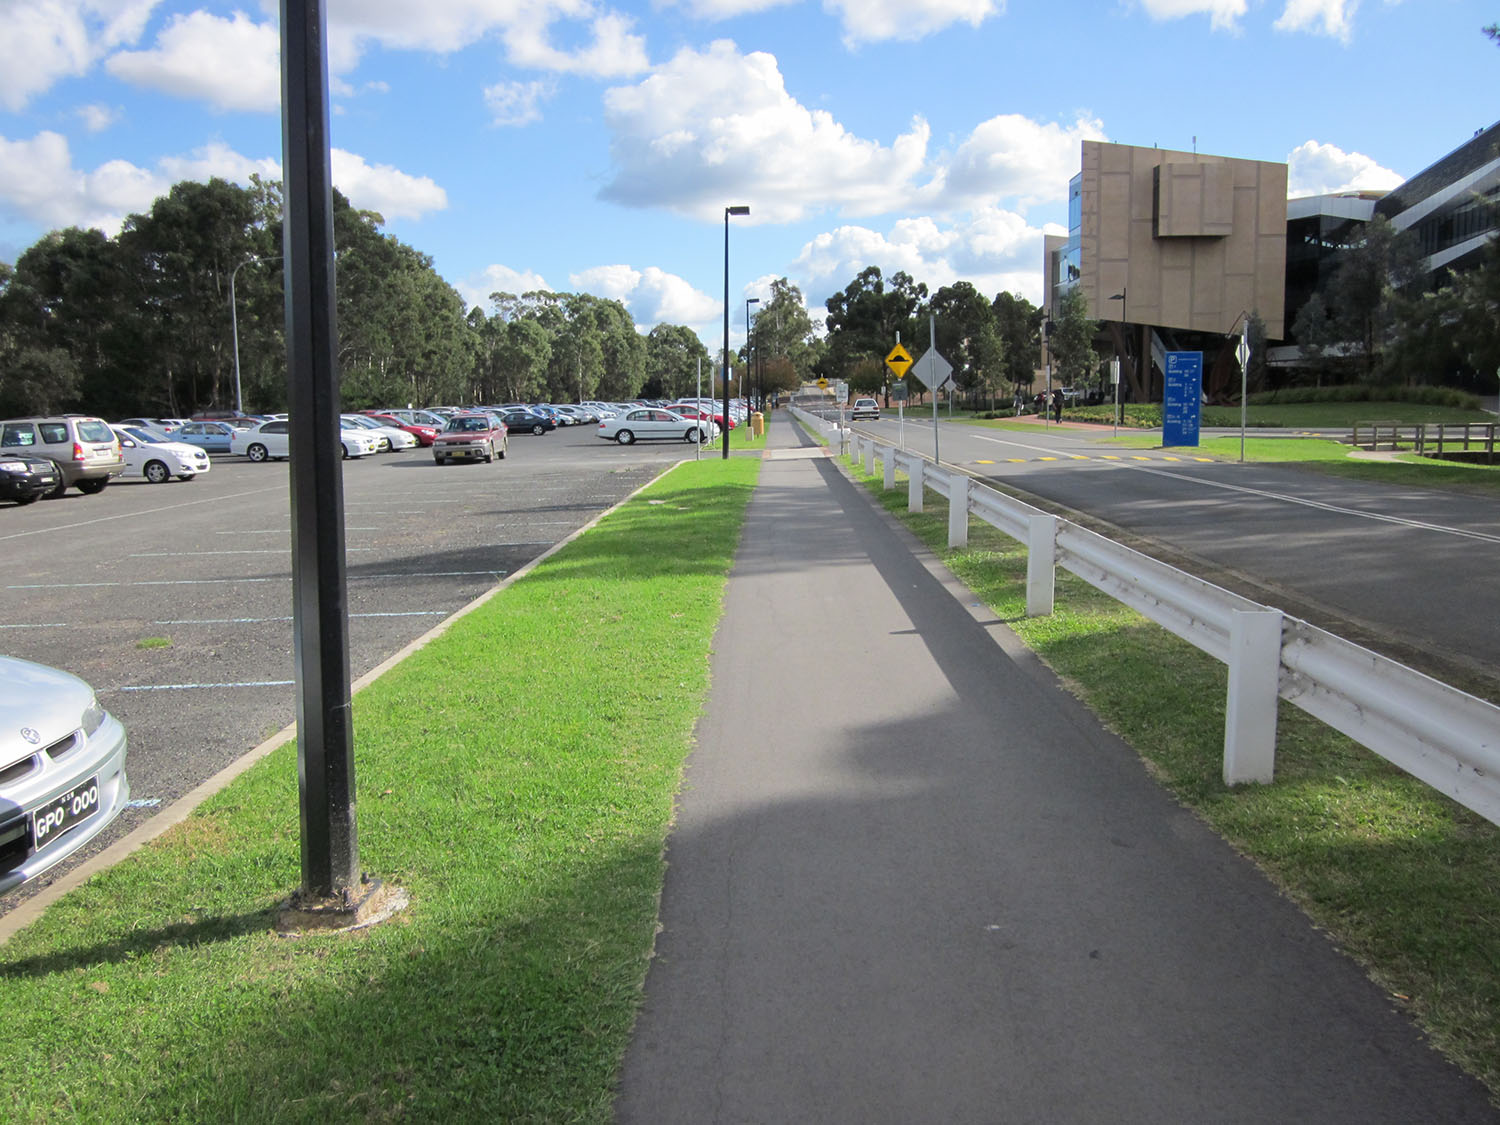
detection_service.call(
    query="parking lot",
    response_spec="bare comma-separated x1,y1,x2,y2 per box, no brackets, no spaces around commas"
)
1,424,693,912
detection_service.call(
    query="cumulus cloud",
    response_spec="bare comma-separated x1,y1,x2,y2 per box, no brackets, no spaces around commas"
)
825,0,1002,45
1135,0,1248,32
76,102,122,132
570,264,720,326
0,0,157,111
933,112,1107,211
793,206,1053,307
502,10,649,76
329,150,448,220
1274,0,1358,41
105,9,280,112
1286,140,1402,197
601,40,931,222
455,263,555,311
659,0,797,17
484,79,554,127
0,132,445,236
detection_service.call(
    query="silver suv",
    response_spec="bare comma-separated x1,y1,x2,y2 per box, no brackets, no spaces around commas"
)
0,415,125,498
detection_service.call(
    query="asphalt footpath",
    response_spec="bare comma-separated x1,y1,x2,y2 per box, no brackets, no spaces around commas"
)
613,413,1497,1124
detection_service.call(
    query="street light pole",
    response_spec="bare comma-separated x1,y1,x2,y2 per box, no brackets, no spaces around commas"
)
745,296,759,422
231,254,282,414
722,205,749,459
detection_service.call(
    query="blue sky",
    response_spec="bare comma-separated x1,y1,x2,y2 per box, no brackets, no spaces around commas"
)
1,0,1495,349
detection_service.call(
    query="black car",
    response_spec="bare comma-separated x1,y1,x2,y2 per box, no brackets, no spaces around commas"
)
500,410,555,435
0,455,61,505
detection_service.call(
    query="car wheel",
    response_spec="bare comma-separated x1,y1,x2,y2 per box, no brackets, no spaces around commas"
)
684,428,701,443
342,443,351,460
76,478,108,495
434,455,447,465
616,429,635,445
484,445,493,463
498,440,507,459
532,423,545,435
43,472,67,500
144,459,171,484
247,443,269,463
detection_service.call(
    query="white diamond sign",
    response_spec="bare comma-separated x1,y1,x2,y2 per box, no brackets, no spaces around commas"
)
909,349,952,391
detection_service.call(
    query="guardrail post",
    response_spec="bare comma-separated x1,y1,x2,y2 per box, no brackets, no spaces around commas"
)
863,440,876,477
1223,609,1284,785
908,458,924,513
948,473,970,548
881,445,895,490
1026,514,1056,616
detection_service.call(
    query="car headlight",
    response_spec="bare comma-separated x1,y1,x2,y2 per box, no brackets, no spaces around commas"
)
0,460,27,473
82,697,107,736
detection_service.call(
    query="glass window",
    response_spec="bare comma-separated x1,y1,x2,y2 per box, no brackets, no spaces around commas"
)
76,420,113,442
3,424,37,446
39,423,68,443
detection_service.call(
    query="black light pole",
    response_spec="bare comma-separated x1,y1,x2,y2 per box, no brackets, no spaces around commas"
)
722,205,749,458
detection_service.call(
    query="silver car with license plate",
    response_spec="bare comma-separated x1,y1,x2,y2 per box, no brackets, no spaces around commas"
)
0,656,130,894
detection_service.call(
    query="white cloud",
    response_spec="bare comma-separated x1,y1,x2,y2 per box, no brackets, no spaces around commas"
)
329,149,448,220
1274,0,1358,41
105,10,280,112
0,0,158,111
601,40,931,222
455,263,554,311
484,79,554,127
76,102,122,131
824,0,1002,45
569,264,720,326
1286,140,1402,197
933,112,1107,211
792,206,1052,308
0,132,444,236
1136,0,1248,32
502,10,649,77
659,0,797,17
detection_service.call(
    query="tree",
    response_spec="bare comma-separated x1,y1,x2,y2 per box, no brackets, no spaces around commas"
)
824,267,927,396
747,278,822,387
992,291,1042,394
1047,286,1097,388
929,281,1005,407
1450,232,1500,386
644,323,710,399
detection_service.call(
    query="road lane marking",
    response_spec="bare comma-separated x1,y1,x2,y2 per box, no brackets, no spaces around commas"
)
152,612,450,624
117,680,295,692
128,548,375,556
5,569,509,589
1,622,66,628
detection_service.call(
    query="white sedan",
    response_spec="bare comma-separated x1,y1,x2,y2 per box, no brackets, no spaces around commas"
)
231,419,381,461
0,655,130,895
110,425,211,483
596,407,718,445
341,413,418,451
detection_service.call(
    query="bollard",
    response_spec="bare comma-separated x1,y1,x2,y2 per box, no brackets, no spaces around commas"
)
908,458,924,513
1223,609,1284,785
1026,514,1056,617
948,473,969,548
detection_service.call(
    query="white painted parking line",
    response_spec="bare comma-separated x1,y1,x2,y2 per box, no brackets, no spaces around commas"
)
0,622,66,628
117,680,295,691
0,486,284,542
128,548,375,556
6,570,507,590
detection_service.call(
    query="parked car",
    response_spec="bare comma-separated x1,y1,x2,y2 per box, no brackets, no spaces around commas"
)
110,425,211,483
0,455,61,505
670,403,735,430
118,416,189,434
341,414,417,452
171,420,239,454
230,419,291,461
0,655,130,895
499,409,555,435
850,398,881,420
597,407,717,445
432,413,508,464
362,412,439,446
0,415,125,498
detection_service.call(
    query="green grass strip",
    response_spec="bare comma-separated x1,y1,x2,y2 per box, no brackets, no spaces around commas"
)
841,450,1500,1101
0,456,759,1124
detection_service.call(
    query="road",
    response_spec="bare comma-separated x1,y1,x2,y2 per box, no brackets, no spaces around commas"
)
1,424,690,912
849,413,1500,689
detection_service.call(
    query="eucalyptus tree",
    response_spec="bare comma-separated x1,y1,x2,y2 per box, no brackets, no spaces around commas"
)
929,281,1005,407
644,323,710,399
824,266,928,390
991,291,1041,394
747,278,823,385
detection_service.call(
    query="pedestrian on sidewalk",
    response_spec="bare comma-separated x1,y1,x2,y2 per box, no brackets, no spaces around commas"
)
1051,388,1063,422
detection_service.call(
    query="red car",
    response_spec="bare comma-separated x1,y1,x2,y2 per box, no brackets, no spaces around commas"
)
670,403,735,429
364,411,439,446
432,412,508,464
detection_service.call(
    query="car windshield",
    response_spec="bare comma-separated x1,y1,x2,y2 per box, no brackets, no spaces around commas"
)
121,427,168,444
447,417,489,432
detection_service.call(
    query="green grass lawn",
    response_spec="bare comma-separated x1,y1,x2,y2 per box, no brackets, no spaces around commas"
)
0,456,760,1124
836,443,1500,1103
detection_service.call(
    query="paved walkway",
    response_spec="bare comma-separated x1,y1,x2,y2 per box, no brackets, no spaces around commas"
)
613,413,1496,1123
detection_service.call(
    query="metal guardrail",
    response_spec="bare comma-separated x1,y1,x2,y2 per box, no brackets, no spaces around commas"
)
792,412,1500,826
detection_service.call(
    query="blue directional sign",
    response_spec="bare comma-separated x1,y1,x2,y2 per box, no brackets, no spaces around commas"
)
1163,351,1203,447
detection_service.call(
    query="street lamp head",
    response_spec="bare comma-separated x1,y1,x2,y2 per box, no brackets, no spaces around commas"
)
726,205,750,217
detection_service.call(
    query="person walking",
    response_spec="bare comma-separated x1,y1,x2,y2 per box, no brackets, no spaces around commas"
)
1051,388,1063,422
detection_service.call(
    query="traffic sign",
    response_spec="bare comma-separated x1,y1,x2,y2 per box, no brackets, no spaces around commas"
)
885,343,913,378
1236,335,1251,369
816,378,828,389
909,349,952,391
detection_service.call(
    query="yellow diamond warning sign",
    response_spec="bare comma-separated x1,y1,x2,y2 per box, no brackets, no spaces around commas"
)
885,343,913,378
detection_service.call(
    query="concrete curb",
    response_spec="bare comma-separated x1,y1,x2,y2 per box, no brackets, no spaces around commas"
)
0,458,689,945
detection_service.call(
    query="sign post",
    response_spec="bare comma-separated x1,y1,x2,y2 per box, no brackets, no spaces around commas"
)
909,318,952,465
1236,333,1251,463
1163,351,1203,448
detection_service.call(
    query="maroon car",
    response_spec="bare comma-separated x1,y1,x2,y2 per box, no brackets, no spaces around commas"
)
364,411,439,446
432,412,508,464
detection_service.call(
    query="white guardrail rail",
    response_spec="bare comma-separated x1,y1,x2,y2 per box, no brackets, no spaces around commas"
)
789,406,1500,826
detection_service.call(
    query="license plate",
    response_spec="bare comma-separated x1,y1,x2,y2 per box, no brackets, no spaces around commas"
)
32,776,101,851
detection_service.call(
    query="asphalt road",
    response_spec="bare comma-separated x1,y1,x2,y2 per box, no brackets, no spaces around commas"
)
850,415,1500,688
1,423,690,913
